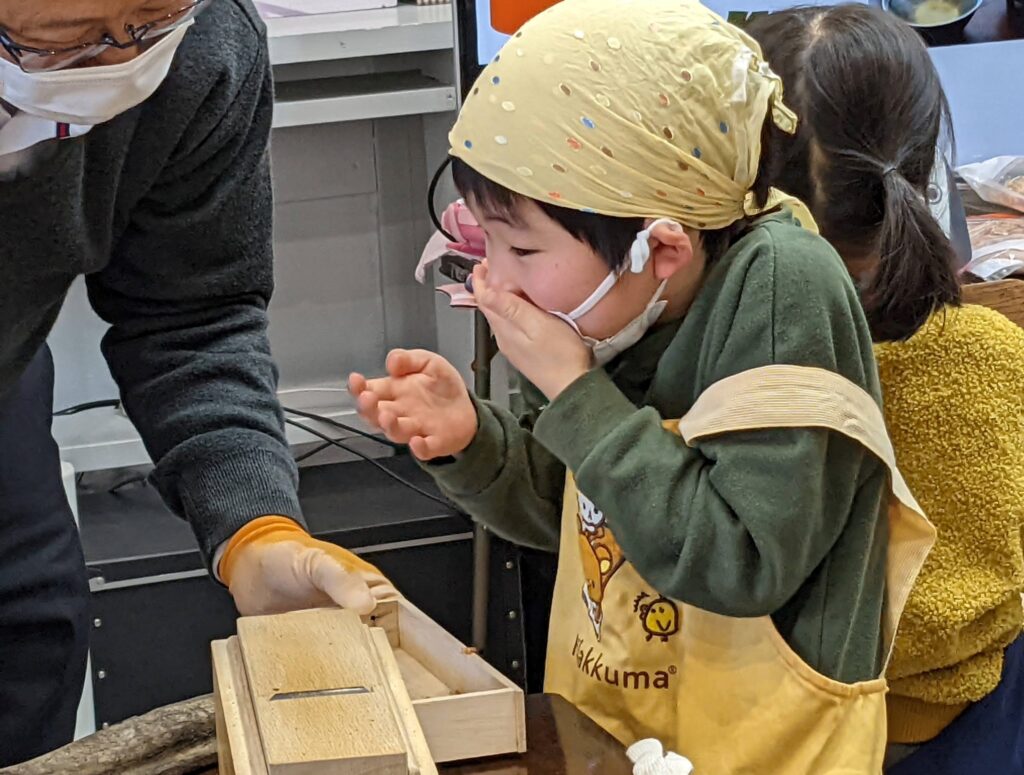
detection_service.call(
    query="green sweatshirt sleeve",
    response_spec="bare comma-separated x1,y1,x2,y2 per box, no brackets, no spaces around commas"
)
423,379,565,552
533,224,884,620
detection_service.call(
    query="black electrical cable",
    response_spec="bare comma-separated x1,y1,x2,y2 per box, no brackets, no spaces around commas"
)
109,474,148,494
51,399,399,451
51,399,412,481
294,441,334,463
281,406,402,451
284,418,451,510
427,155,456,241
53,399,121,417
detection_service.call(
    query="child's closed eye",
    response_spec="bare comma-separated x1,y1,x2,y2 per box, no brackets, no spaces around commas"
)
511,247,539,258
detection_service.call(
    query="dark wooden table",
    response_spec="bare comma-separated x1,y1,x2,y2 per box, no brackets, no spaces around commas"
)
4,691,626,774
196,695,632,775
440,695,631,775
919,0,1024,45
958,0,1024,44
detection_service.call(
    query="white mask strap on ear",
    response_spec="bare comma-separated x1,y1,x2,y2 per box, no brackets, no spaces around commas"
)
629,218,683,274
562,269,619,321
551,218,681,328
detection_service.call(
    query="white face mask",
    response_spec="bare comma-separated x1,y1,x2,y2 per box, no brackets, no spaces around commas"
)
550,218,680,366
0,21,193,126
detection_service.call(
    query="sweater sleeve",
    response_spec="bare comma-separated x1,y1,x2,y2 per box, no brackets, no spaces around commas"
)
85,36,302,567
533,228,884,617
423,379,564,552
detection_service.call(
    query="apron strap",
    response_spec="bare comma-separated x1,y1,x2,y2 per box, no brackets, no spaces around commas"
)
673,364,936,670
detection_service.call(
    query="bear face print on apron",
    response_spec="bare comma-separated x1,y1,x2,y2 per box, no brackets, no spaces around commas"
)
544,365,937,774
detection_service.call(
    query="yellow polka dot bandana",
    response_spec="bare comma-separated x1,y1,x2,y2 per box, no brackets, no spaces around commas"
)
449,0,812,232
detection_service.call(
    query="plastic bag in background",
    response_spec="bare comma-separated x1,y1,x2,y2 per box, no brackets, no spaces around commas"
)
416,199,485,310
437,282,478,308
963,215,1024,282
958,157,1024,215
416,199,485,283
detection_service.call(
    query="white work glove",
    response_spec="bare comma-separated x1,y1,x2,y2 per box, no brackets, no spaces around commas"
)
627,739,695,775
219,516,398,616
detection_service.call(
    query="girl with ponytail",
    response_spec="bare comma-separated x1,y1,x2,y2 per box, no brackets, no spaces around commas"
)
750,7,1024,772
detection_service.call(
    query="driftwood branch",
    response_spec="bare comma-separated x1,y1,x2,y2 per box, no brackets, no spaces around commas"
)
1,695,217,775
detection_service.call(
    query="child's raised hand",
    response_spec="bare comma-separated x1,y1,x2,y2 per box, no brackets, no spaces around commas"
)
472,262,593,401
348,349,478,461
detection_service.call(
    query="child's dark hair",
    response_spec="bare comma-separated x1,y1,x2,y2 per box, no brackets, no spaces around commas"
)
451,156,764,270
747,5,961,342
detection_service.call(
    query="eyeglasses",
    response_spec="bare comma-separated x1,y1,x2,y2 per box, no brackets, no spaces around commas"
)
0,0,213,73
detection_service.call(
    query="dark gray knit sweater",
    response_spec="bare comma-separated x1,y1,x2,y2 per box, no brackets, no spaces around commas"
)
0,0,303,565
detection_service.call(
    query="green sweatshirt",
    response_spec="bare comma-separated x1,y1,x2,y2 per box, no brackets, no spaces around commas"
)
427,212,889,683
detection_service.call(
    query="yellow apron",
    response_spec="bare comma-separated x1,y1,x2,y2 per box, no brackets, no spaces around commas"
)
544,365,936,774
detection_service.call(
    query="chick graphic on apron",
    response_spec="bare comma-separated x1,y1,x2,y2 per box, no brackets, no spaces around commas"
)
545,365,936,774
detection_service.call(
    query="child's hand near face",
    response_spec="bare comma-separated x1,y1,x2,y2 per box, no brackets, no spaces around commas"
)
473,262,594,401
348,350,478,461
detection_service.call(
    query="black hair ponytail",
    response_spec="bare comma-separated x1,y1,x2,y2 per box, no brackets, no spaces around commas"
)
864,166,961,341
748,4,962,343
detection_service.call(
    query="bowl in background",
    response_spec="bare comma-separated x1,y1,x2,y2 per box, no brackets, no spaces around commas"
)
883,0,984,44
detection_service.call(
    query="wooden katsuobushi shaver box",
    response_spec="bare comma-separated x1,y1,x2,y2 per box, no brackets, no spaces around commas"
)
212,598,527,774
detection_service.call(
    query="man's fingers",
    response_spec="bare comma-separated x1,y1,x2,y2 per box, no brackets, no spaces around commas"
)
387,349,435,378
306,548,377,616
371,583,401,603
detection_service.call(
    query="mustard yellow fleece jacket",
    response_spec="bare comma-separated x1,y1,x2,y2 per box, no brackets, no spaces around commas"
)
877,304,1024,744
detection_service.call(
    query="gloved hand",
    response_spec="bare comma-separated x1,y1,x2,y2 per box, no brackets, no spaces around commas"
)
219,516,398,617
626,739,694,775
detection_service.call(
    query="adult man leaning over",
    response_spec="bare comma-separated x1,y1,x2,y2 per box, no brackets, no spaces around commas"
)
0,0,392,764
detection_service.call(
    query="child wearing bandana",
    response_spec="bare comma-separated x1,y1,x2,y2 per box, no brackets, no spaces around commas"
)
351,1,935,769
